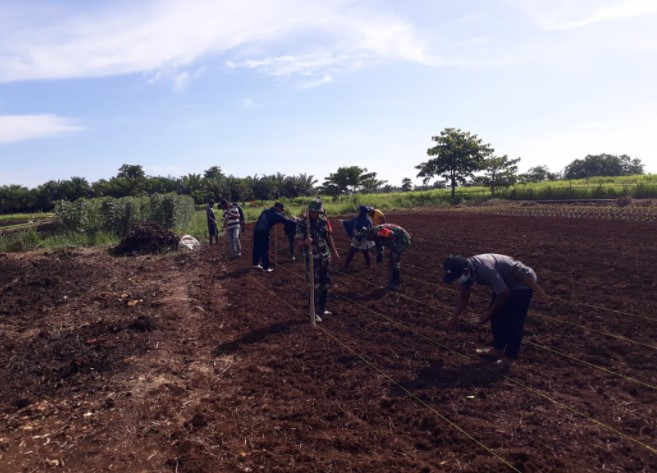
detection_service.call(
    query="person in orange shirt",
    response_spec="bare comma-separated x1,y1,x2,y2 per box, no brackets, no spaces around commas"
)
365,223,410,290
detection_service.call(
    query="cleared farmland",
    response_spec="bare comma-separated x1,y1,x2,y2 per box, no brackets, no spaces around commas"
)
1,209,656,472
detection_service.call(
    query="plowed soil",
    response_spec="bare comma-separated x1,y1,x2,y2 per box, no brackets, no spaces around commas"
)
1,210,657,473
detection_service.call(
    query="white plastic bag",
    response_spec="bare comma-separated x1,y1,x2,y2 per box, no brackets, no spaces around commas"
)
179,234,201,251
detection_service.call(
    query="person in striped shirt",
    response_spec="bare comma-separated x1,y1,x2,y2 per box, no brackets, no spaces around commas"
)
220,199,242,257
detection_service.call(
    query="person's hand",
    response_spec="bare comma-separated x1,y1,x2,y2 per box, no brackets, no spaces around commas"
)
445,316,459,330
304,237,313,247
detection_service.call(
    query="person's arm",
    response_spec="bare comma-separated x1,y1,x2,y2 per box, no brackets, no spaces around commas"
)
478,289,509,323
327,233,339,259
239,208,246,231
446,284,471,329
295,221,309,250
208,209,217,226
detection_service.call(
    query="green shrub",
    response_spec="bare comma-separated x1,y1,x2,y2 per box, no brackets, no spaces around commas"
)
55,193,195,237
0,229,43,252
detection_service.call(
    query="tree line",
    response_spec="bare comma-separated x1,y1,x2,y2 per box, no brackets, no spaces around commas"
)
415,128,645,198
0,128,646,213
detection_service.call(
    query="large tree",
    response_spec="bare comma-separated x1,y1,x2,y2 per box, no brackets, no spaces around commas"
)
519,165,559,183
322,166,382,194
401,178,413,192
481,155,521,195
0,185,36,213
60,177,92,201
282,173,318,198
117,164,146,180
108,164,147,197
416,128,493,197
203,165,224,180
145,176,178,194
563,154,644,179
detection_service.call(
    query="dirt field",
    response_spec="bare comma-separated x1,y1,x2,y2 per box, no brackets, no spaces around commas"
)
1,210,657,472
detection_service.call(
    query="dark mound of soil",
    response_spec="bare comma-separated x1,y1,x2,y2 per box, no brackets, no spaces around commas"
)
112,222,179,255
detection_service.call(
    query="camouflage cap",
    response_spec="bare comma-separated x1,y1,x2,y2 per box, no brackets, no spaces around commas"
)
308,199,324,213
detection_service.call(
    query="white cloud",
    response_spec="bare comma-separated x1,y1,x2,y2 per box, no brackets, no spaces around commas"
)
300,74,333,89
0,115,83,145
241,98,255,109
0,0,431,84
507,0,657,30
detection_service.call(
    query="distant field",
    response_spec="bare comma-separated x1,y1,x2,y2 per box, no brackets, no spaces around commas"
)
0,213,55,231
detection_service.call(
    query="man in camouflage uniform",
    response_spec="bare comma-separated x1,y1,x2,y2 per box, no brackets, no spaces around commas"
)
365,223,410,290
296,199,340,322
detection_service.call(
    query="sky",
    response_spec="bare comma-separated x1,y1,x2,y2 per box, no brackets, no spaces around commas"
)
1,0,656,189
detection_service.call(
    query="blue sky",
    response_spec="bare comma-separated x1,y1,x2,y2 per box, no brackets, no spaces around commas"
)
1,0,656,188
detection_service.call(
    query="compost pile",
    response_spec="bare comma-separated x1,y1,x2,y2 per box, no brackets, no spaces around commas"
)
112,222,180,255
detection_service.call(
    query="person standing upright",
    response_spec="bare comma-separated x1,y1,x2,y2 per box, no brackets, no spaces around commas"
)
220,199,242,257
232,201,246,233
206,200,219,245
365,223,410,290
252,202,288,271
367,207,386,263
296,199,340,321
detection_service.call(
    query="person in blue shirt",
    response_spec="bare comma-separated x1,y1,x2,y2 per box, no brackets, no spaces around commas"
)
252,202,288,271
341,205,374,271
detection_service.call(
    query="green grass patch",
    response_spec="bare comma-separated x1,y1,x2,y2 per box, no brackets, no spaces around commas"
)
0,229,119,253
0,212,54,222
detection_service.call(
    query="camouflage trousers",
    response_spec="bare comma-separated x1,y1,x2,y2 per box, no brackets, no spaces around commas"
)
306,256,331,314
386,247,407,289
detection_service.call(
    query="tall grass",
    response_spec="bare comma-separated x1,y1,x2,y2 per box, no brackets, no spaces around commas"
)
0,229,118,252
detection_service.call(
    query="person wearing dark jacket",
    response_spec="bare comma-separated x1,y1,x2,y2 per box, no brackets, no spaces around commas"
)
252,202,288,271
206,200,219,245
341,205,374,271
